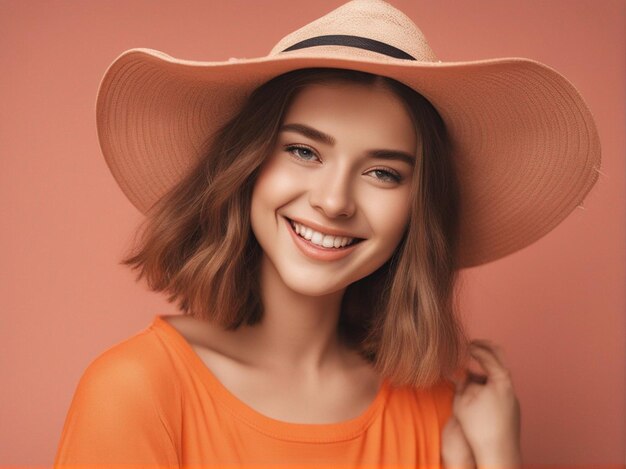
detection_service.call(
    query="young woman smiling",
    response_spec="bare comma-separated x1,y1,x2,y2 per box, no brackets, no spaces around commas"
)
54,1,601,467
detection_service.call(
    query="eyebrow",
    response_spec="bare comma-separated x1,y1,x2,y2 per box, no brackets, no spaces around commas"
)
279,123,416,167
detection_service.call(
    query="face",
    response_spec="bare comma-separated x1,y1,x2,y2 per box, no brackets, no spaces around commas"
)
249,81,417,297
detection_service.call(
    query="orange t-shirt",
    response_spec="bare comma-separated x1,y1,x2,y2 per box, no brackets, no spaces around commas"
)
54,314,455,469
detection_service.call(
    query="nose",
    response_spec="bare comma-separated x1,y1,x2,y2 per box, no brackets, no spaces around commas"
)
308,163,356,218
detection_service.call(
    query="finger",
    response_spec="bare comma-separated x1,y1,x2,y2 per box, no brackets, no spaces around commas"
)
452,369,487,397
452,372,467,394
468,342,510,380
470,339,507,368
450,367,468,388
466,370,488,385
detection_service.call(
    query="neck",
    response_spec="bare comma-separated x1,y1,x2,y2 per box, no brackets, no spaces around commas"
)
236,254,349,376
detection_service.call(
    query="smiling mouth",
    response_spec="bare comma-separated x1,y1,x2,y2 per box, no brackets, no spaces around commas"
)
286,217,365,248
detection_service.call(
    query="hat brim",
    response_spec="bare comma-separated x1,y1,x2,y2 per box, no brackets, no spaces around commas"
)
96,48,601,268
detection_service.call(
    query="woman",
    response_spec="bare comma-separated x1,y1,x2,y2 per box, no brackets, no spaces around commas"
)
54,0,600,467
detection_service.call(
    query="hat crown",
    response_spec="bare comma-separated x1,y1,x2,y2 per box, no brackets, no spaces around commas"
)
269,0,438,62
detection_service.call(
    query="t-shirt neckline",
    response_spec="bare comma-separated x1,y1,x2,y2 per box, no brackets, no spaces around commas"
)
151,313,391,443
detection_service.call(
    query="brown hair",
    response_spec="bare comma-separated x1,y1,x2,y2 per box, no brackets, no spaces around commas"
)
121,67,470,389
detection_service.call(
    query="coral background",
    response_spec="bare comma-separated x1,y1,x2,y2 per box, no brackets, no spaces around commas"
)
1,0,624,466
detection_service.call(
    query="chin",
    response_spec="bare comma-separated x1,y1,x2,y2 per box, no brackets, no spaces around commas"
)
280,268,353,297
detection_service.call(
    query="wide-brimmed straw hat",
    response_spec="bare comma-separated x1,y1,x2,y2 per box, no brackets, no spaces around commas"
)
95,0,601,269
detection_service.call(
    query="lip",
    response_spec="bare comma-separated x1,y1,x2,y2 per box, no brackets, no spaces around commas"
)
283,216,362,262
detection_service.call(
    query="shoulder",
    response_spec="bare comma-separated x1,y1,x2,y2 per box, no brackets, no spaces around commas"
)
385,378,456,434
56,326,180,464
163,313,232,354
406,378,455,427
428,378,456,426
75,326,179,407
430,377,456,400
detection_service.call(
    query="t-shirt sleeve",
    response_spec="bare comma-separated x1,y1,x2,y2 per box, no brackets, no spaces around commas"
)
53,347,179,468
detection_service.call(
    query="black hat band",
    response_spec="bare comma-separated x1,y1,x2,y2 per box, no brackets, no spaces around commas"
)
280,34,416,60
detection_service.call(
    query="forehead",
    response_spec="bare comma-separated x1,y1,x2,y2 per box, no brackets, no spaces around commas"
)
281,82,417,149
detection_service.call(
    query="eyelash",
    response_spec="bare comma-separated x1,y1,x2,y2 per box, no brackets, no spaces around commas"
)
284,144,403,184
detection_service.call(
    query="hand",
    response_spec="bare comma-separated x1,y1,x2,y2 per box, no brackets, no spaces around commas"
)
451,340,522,467
441,413,476,469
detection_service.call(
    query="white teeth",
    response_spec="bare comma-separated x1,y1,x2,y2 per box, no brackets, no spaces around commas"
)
311,231,324,245
322,235,336,248
290,220,355,248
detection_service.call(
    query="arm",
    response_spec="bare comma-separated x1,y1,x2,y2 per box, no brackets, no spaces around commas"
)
54,351,179,468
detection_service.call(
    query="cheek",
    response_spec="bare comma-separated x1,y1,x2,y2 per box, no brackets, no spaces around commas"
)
254,155,301,198
250,156,300,224
368,191,412,242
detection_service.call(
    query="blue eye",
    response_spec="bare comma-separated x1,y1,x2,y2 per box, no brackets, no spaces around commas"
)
370,168,402,183
284,145,403,184
285,144,317,161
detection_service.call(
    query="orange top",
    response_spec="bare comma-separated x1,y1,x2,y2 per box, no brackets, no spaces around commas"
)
54,314,455,469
